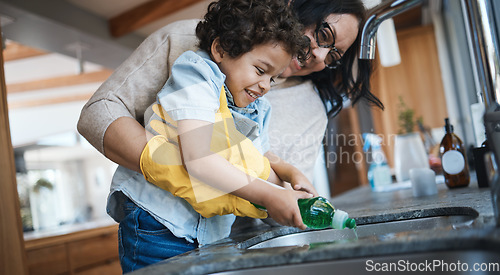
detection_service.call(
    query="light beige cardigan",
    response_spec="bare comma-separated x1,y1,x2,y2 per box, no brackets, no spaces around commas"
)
77,19,327,181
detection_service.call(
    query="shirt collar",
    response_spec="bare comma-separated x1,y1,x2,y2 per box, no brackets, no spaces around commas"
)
224,85,258,114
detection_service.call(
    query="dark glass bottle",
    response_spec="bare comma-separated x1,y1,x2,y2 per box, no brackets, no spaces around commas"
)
439,118,470,188
473,138,491,188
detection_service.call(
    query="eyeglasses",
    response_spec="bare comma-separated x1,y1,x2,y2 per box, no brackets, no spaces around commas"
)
314,22,342,69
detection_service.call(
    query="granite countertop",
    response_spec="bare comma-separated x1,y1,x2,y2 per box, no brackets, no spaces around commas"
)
131,181,500,275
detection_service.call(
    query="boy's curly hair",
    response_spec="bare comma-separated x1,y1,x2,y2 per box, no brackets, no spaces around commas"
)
196,0,309,62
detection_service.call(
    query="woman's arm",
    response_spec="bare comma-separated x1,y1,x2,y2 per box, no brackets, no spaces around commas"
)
178,119,311,229
77,20,200,165
103,117,153,172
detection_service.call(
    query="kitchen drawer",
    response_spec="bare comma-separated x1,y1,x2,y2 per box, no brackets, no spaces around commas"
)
75,259,121,275
68,231,119,270
26,243,69,275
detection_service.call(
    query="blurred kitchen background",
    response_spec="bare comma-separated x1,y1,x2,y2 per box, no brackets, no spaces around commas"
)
0,0,490,235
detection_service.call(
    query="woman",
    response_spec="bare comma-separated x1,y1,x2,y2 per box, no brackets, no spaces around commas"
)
77,0,382,196
265,0,383,182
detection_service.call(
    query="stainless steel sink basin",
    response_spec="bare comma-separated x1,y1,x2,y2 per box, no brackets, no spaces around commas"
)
214,249,500,275
247,214,476,250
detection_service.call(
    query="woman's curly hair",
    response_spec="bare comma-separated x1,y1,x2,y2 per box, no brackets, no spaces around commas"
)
196,0,309,62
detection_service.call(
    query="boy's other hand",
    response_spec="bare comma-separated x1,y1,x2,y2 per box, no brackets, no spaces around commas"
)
263,189,312,230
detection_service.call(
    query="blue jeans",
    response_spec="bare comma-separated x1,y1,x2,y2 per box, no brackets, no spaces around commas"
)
118,199,198,273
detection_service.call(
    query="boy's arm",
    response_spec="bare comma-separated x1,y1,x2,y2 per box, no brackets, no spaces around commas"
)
178,119,312,229
265,151,319,197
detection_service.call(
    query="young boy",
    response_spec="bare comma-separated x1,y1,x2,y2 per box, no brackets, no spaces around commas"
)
107,0,317,271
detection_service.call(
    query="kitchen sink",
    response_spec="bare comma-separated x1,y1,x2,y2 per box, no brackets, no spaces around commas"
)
211,211,494,275
246,213,477,250
214,249,500,274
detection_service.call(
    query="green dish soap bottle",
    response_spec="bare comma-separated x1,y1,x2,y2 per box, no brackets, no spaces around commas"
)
253,196,356,229
298,197,356,229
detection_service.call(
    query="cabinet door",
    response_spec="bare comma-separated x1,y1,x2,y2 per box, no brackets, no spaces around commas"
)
75,259,121,275
68,232,119,271
26,244,69,275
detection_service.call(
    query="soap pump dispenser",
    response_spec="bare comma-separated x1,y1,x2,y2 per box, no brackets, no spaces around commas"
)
439,118,470,188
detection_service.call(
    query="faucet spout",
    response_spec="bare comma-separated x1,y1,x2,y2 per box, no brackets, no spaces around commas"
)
359,0,423,59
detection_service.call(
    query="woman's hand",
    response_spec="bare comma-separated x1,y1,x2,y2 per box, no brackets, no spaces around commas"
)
264,151,319,197
288,172,319,197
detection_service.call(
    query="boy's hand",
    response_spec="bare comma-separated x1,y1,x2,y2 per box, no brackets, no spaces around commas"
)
263,188,313,230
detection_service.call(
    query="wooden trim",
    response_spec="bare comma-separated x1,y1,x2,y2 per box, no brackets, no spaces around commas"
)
7,70,112,94
0,27,28,275
24,224,118,250
397,24,434,38
348,106,368,186
3,41,47,62
109,0,204,37
8,93,94,109
393,5,422,31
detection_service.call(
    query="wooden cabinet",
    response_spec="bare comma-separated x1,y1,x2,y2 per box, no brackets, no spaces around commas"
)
330,24,447,195
68,232,120,272
0,27,28,275
371,24,448,167
26,244,68,275
24,224,121,275
75,260,122,275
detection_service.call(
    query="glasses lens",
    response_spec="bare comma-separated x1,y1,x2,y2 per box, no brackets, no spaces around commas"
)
325,49,342,69
314,22,343,69
302,35,312,61
316,23,335,48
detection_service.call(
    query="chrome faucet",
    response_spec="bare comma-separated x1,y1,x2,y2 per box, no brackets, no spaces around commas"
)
358,0,500,226
463,0,500,227
462,0,500,110
359,0,423,60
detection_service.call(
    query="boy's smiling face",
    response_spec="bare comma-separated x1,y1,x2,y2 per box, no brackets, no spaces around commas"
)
212,41,292,108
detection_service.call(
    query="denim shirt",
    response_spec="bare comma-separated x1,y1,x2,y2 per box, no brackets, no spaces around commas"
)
107,50,271,246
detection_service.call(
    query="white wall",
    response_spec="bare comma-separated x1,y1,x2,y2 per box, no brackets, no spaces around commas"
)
8,101,87,147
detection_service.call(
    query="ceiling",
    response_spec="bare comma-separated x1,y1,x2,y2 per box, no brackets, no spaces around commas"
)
1,0,213,70
0,0,424,148
65,0,212,37
0,0,212,147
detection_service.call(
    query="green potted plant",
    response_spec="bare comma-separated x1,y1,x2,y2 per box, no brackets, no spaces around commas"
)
397,96,421,134
393,96,429,182
33,178,54,193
